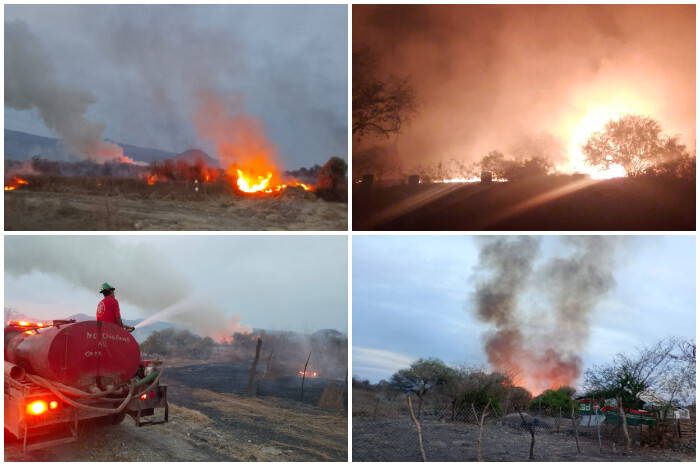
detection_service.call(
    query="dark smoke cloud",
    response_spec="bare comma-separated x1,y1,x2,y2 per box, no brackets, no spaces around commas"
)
354,5,695,172
469,236,625,393
4,20,128,163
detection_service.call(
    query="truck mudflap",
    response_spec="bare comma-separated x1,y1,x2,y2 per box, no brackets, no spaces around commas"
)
20,412,79,453
125,383,169,427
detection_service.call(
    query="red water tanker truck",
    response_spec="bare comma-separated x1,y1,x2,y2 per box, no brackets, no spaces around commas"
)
4,319,168,451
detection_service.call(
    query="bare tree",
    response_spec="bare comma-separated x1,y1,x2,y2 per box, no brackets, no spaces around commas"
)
352,45,418,139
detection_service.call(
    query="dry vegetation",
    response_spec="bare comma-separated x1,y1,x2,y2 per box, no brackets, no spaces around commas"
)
4,175,347,230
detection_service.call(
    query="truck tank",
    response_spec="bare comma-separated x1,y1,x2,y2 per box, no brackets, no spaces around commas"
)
4,320,140,389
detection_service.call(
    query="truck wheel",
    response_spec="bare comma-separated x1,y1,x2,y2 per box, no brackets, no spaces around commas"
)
111,412,127,424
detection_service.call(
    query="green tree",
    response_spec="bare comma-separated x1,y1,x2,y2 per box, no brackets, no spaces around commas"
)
582,114,688,177
530,387,575,414
390,358,457,416
140,331,168,355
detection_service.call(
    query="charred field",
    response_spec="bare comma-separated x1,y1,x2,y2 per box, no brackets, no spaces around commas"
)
4,359,348,462
353,175,695,231
4,175,347,231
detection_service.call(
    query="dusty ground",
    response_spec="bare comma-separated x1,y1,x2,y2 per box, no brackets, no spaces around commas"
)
4,190,347,231
5,362,348,462
352,418,694,462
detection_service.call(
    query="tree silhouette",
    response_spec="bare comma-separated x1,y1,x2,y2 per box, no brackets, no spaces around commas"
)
352,46,418,139
582,114,687,177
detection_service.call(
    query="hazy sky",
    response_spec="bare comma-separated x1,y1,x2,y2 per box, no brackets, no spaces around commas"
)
5,235,348,339
353,5,695,175
352,235,695,389
5,4,347,169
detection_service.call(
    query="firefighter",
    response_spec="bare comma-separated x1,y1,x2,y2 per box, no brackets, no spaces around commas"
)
97,282,135,332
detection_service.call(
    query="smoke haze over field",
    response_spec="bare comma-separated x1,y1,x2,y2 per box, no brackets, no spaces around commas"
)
4,5,347,169
353,5,695,174
5,236,348,339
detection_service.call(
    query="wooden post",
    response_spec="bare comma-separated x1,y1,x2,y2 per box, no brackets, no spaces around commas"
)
407,395,427,461
475,400,491,461
247,338,262,395
299,351,311,400
255,350,274,392
517,407,535,460
616,397,631,452
571,403,581,454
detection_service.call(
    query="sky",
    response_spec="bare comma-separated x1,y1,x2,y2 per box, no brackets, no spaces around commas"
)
4,235,348,339
352,235,696,392
5,4,348,169
353,5,695,176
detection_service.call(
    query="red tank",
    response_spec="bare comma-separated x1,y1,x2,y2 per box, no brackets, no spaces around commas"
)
4,320,140,389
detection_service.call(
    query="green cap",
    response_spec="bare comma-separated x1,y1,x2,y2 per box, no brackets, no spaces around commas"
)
100,282,115,293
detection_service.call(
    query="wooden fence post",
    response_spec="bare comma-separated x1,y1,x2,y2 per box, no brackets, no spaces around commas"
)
517,407,535,460
247,338,262,395
299,351,311,400
571,403,581,454
617,397,631,452
407,395,427,461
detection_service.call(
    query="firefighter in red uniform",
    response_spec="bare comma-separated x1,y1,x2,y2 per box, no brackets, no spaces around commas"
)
97,282,135,332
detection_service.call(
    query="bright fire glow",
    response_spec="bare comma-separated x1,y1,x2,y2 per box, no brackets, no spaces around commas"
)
298,371,318,377
235,169,312,194
4,176,29,191
49,401,59,410
147,176,155,186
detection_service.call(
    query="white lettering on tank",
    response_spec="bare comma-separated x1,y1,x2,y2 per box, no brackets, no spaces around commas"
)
84,351,103,357
101,332,131,343
86,332,98,339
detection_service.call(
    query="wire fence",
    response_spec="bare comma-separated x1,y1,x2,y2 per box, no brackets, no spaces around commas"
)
352,394,695,461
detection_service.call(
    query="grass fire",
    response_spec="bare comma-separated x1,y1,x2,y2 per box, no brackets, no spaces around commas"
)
352,235,695,461
352,5,694,231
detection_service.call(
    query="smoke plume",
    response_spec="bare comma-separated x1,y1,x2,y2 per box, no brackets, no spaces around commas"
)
470,236,623,393
193,91,283,182
4,236,249,339
4,20,136,164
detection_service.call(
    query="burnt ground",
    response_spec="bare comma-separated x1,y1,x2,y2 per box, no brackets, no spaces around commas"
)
4,361,348,462
4,190,347,231
352,418,694,462
353,176,695,231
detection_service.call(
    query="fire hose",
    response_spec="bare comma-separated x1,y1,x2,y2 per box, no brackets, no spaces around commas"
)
23,369,163,415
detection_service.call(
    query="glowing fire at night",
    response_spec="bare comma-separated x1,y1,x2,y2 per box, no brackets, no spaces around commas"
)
299,371,318,377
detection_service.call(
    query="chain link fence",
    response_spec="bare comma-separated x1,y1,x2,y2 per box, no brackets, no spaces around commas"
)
352,392,695,461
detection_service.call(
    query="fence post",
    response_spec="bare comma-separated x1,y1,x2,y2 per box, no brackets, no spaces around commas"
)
247,338,262,395
407,395,427,461
595,406,602,454
517,407,535,460
616,397,631,452
571,403,581,454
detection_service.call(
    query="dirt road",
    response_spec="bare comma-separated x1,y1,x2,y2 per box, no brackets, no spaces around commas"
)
5,363,348,462
4,190,347,231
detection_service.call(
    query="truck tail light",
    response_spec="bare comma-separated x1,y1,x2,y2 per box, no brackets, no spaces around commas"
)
150,391,155,398
49,401,59,410
140,394,148,400
27,400,47,415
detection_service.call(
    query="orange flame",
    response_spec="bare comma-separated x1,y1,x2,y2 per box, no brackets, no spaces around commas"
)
4,176,29,191
147,176,155,186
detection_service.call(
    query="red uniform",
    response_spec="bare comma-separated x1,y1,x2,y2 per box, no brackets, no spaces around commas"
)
96,295,121,324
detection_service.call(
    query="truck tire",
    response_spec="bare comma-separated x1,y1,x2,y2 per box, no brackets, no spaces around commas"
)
111,412,127,425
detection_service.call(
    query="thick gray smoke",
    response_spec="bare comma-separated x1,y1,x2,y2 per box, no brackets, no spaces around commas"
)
5,20,129,163
4,236,248,339
470,236,624,393
354,5,695,173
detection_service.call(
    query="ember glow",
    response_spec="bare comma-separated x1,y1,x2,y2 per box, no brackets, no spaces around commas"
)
299,371,318,377
4,177,29,191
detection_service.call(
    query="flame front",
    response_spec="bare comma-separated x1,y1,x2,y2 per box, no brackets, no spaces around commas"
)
4,177,28,191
